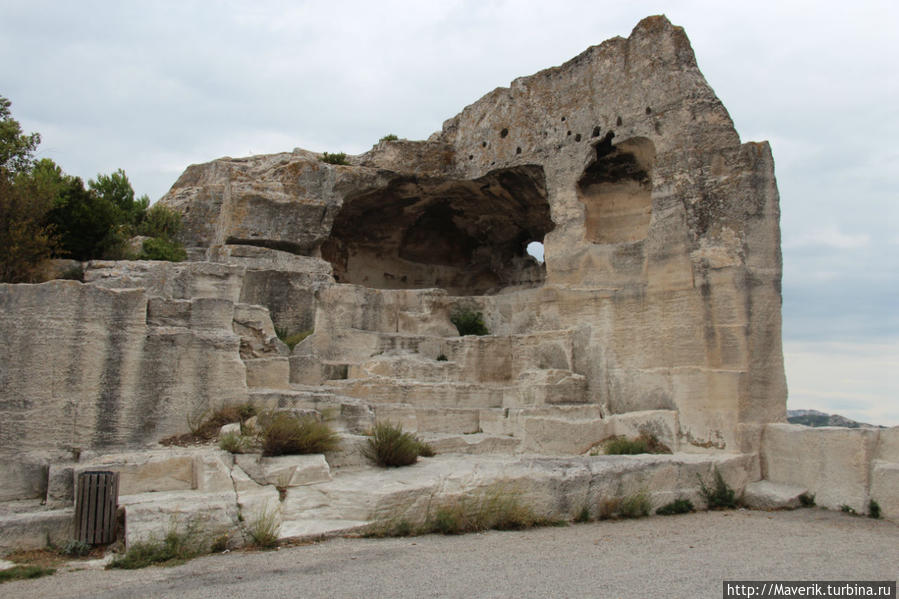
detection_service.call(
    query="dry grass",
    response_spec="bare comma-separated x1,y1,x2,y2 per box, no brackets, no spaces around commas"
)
161,403,258,446
259,412,340,457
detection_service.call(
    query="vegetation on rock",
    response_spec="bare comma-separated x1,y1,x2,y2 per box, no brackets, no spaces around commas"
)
450,307,489,336
108,526,206,570
0,564,55,583
698,467,736,509
656,498,694,515
320,152,349,165
259,412,340,457
275,326,313,351
363,421,434,467
592,432,670,455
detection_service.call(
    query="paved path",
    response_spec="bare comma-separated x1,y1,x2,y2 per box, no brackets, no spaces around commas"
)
4,509,897,599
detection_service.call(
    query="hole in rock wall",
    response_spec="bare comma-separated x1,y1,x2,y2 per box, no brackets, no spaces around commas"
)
321,165,553,295
526,241,545,263
577,134,655,244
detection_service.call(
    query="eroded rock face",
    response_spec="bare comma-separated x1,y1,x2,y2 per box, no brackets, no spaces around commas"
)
1,16,786,476
321,165,551,294
153,15,786,452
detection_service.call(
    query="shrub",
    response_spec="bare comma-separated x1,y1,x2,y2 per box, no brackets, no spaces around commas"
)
275,326,313,351
379,134,399,142
798,492,816,507
320,152,349,165
618,489,651,518
436,354,448,362
0,564,55,583
656,498,694,516
108,526,205,569
259,412,340,457
138,204,182,239
139,236,186,261
363,422,432,467
698,468,736,510
450,307,489,336
840,504,858,515
868,499,881,519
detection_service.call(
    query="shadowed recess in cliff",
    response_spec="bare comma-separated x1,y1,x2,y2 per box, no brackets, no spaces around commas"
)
578,135,655,244
321,165,554,295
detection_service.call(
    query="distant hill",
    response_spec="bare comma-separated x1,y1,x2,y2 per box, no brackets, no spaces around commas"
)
787,409,886,429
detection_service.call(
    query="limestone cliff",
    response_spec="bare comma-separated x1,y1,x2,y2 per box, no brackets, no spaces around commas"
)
158,15,786,452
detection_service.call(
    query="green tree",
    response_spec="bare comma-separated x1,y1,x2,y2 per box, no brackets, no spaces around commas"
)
0,97,58,282
0,96,41,175
138,203,182,239
89,169,149,230
46,176,126,261
0,172,58,282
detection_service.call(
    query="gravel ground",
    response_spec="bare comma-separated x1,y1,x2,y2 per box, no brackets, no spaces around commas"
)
3,509,897,599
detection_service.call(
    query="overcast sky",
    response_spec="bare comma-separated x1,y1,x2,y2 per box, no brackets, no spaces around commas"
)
2,0,896,425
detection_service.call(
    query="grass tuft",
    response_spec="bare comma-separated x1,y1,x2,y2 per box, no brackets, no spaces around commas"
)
656,498,694,516
868,499,881,519
61,539,92,557
108,526,206,570
0,565,55,583
601,433,671,455
163,403,258,446
698,467,736,510
363,422,434,467
246,504,281,548
379,134,399,142
866,499,881,519
218,432,251,453
618,489,651,518
574,505,592,523
259,412,340,457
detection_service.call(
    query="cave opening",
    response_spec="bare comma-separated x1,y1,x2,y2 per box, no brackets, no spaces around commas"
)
320,165,553,296
577,134,655,244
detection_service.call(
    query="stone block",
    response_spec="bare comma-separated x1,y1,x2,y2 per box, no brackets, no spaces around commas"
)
79,451,196,496
607,410,679,453
0,457,49,502
234,454,331,487
121,490,239,549
874,428,899,462
762,424,877,512
741,480,807,510
192,451,235,493
870,461,899,522
0,508,74,553
245,357,290,389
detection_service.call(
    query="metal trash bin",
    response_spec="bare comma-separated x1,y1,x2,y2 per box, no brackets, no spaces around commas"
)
74,471,120,544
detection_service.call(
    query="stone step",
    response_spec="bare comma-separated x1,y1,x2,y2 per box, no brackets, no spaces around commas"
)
291,327,579,385
247,389,375,434
324,368,588,409
420,432,522,455
277,452,754,541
